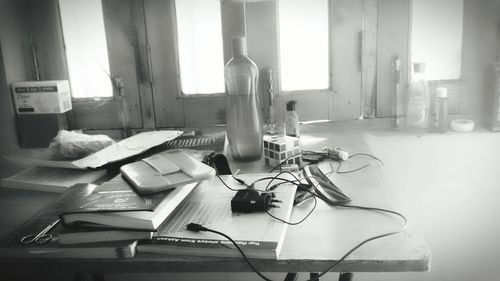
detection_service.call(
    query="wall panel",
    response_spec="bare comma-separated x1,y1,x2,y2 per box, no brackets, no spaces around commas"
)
145,0,185,128
376,0,410,117
0,0,31,176
331,0,363,120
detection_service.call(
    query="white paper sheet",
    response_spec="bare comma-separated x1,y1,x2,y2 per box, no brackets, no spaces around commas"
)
5,130,183,170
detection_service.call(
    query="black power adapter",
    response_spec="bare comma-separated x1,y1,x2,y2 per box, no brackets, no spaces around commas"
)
231,189,281,213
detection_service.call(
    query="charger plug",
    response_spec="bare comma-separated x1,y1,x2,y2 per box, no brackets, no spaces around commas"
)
231,189,281,213
186,223,208,232
324,146,349,161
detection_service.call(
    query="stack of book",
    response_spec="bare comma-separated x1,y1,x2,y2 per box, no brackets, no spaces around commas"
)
1,133,299,260
0,131,228,259
0,174,198,259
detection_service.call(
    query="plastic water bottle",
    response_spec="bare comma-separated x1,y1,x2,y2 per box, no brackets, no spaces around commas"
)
225,37,263,161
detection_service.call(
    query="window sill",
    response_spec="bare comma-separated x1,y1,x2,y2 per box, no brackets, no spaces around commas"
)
71,97,115,103
280,89,332,96
178,93,226,99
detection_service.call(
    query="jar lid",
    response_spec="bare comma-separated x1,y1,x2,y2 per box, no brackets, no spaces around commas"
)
436,87,447,98
286,100,297,111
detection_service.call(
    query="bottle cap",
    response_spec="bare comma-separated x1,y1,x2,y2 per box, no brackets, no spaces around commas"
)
413,62,426,73
231,37,247,57
337,151,349,161
436,87,447,98
286,100,297,111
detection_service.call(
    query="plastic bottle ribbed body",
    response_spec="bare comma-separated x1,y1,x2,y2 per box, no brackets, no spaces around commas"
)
224,40,263,161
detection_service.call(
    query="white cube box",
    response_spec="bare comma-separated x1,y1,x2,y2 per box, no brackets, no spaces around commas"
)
11,80,72,114
265,154,301,167
263,135,301,167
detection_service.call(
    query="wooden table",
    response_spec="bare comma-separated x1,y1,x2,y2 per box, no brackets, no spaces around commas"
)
0,122,430,280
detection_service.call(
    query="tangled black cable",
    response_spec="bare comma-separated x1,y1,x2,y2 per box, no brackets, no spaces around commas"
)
208,169,407,281
216,171,318,226
187,200,408,281
323,152,384,175
268,150,384,175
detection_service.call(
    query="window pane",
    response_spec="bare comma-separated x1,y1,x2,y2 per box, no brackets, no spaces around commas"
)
175,0,225,95
279,0,329,91
412,0,463,80
59,0,113,99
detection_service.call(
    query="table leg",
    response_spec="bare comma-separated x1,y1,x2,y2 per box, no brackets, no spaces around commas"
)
284,273,299,281
339,272,353,281
310,272,320,281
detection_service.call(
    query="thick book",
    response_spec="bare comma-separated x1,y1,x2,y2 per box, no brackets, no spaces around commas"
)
0,185,137,259
58,227,152,245
60,174,198,231
137,174,297,259
0,166,107,193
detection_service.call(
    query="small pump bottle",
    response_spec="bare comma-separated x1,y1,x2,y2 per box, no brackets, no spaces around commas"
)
433,87,448,132
285,100,299,137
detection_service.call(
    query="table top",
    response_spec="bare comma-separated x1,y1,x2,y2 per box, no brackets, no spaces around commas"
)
0,122,431,274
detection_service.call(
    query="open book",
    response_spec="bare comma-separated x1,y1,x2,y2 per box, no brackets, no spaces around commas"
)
137,174,297,259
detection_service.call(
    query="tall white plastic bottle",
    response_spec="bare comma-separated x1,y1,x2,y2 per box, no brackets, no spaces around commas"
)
225,37,263,161
285,100,299,137
431,87,448,133
406,62,430,130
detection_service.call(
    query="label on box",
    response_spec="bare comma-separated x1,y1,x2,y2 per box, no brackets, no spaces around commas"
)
12,80,72,114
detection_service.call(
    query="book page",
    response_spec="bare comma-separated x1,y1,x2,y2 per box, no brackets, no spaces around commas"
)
72,130,183,169
4,130,183,170
156,174,296,244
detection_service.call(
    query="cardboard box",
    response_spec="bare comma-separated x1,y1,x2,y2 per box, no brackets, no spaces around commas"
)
11,80,72,114
16,113,68,148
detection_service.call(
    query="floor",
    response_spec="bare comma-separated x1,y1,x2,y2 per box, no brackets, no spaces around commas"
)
2,118,500,281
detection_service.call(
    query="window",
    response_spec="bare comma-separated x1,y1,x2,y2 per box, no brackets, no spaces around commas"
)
278,0,330,91
411,0,464,80
175,0,225,95
59,0,113,99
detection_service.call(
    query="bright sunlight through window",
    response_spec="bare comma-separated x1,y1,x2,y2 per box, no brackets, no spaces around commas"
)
175,0,225,95
278,0,329,92
59,0,113,99
412,0,463,80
